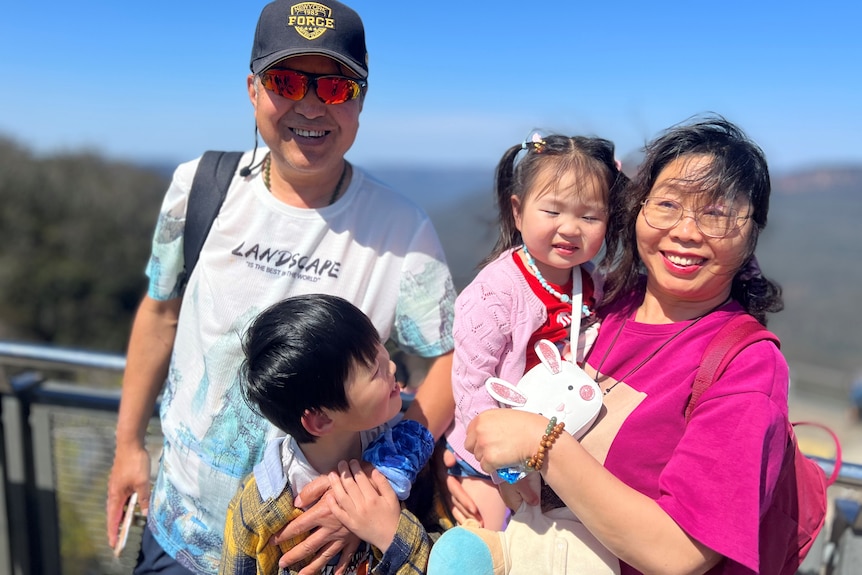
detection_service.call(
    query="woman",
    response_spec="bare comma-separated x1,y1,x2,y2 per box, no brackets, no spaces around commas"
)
459,117,787,574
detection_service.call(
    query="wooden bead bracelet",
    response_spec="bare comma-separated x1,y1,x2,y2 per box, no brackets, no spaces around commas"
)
525,416,566,472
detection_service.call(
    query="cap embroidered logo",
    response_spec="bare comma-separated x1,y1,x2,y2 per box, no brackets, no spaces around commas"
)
288,3,337,40
251,0,368,77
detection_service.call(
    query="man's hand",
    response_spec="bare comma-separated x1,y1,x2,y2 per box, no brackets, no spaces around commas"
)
327,460,400,552
106,444,151,548
272,470,359,575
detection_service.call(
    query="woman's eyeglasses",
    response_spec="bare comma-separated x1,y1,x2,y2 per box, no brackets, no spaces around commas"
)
259,69,366,105
641,197,749,238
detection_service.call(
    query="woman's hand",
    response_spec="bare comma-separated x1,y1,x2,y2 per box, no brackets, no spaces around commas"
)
271,474,360,575
465,409,547,474
327,460,401,552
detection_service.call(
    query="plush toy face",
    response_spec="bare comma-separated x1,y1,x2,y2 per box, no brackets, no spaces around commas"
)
485,339,603,439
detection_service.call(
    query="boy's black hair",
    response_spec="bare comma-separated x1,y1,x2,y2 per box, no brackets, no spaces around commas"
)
240,294,381,443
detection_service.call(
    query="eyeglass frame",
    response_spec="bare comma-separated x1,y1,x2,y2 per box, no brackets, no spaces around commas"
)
640,196,751,238
258,68,367,104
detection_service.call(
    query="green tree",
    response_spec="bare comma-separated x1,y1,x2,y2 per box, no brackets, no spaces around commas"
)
0,137,167,352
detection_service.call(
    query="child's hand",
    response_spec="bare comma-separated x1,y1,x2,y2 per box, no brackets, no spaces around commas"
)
499,472,541,510
438,446,482,525
327,459,401,552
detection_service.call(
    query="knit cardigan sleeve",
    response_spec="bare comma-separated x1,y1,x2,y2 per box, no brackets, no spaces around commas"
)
447,252,545,472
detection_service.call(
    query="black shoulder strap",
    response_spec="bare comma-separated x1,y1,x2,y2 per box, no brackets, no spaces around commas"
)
180,151,243,288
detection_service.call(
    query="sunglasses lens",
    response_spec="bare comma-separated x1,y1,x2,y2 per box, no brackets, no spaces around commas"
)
261,70,362,104
315,77,361,104
262,70,307,101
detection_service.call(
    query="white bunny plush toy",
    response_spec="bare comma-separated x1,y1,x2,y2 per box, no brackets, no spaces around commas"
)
427,339,620,575
486,338,603,483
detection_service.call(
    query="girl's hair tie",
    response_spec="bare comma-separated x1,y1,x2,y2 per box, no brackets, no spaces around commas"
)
521,132,546,154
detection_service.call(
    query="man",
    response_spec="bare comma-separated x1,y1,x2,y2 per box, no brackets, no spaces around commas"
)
106,2,456,573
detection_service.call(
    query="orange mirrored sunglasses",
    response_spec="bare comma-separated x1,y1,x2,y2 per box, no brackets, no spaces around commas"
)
259,69,366,105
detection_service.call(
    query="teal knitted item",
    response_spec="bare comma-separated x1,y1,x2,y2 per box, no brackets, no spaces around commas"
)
427,526,496,575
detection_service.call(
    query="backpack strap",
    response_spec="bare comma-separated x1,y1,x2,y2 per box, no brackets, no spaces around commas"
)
685,314,843,485
685,313,779,421
789,421,842,486
180,150,243,289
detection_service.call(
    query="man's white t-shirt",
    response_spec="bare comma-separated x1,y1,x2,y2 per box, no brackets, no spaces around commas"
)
144,150,455,574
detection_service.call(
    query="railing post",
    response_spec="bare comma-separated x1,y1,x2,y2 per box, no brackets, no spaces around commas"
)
0,393,13,575
30,403,62,573
0,371,44,575
825,499,862,574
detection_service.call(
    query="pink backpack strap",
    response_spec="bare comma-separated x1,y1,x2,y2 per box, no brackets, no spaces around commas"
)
686,314,779,421
789,421,843,486
686,314,843,482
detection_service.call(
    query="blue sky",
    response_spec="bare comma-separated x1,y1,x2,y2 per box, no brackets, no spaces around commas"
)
1,0,859,174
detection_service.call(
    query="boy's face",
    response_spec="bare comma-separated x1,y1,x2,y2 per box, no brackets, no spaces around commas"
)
336,343,402,432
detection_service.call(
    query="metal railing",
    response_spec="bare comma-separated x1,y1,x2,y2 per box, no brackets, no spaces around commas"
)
0,342,161,575
0,341,860,575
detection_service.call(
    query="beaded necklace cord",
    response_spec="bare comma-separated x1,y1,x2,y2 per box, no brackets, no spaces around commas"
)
522,245,593,318
522,244,572,303
594,297,732,395
262,152,349,206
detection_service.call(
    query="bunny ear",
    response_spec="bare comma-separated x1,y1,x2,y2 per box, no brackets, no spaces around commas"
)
485,377,527,408
534,339,562,375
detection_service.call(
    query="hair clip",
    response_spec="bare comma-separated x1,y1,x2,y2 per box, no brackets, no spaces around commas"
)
521,132,547,153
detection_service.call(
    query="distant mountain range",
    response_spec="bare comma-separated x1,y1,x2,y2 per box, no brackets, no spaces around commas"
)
756,166,862,385
372,163,862,391
772,166,862,196
144,156,862,386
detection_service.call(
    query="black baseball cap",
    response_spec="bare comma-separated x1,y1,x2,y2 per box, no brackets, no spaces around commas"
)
250,0,368,78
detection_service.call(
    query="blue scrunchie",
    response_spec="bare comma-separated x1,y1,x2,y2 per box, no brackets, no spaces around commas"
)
362,419,434,500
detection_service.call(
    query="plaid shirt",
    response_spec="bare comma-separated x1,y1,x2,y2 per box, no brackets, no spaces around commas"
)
220,438,430,575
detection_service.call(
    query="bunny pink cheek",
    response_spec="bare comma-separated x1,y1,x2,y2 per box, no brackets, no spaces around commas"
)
579,385,596,401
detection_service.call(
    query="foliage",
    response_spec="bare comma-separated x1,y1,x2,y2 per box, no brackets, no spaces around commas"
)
0,137,167,352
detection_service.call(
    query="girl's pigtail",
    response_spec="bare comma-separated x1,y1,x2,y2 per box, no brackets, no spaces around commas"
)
481,144,524,268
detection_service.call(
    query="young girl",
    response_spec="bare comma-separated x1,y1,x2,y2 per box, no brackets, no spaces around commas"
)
444,133,627,529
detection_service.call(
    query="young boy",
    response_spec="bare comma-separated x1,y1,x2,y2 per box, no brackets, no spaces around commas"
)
220,294,434,575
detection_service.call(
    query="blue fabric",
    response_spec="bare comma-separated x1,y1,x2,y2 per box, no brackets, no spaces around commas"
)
134,526,196,575
443,441,493,480
363,419,434,499
427,526,495,575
